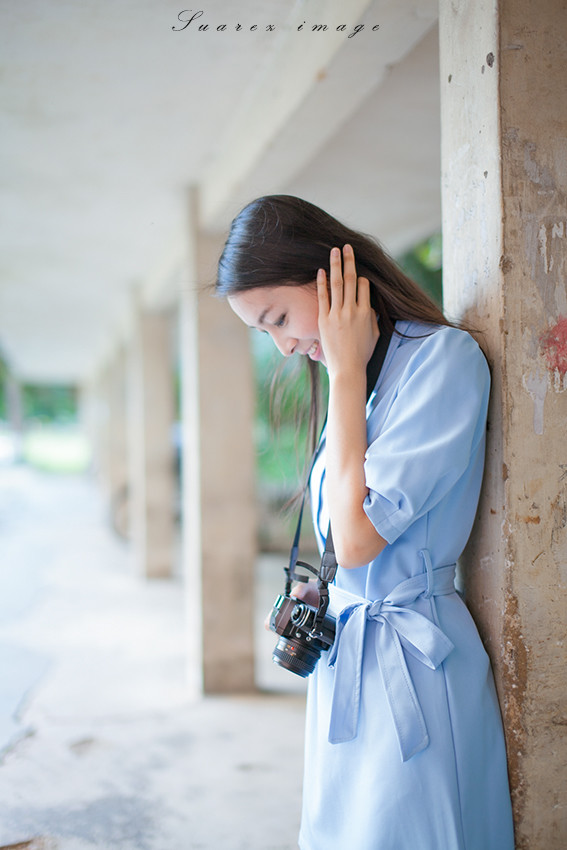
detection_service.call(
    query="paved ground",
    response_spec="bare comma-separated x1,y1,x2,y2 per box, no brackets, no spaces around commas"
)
0,465,307,850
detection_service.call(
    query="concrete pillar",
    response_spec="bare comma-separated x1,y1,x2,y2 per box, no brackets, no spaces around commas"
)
5,373,24,461
179,202,256,694
106,347,129,538
89,368,112,487
128,306,176,578
439,1,567,847
81,356,127,533
92,363,112,488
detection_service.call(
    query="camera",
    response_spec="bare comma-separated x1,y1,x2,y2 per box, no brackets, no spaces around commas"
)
269,593,336,678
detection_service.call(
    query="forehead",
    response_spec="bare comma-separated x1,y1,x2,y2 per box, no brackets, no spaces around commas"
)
227,287,273,325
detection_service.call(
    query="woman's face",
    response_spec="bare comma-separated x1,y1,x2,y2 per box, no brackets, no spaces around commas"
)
228,284,326,364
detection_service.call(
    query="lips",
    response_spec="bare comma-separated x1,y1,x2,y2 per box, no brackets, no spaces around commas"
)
305,340,323,362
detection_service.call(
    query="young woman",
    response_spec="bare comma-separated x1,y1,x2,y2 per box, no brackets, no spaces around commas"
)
216,195,514,850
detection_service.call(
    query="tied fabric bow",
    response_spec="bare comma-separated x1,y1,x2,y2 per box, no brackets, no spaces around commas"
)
326,561,456,762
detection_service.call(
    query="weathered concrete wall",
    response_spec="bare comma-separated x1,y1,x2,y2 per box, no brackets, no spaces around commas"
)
179,204,256,694
440,0,567,846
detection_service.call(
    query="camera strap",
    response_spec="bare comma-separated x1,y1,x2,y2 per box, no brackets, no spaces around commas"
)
284,318,393,627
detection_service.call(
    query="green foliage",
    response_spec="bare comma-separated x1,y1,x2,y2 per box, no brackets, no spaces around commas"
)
397,232,443,308
0,358,80,425
252,331,313,491
22,384,78,423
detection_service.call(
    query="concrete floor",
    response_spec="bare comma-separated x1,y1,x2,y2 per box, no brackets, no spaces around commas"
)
0,465,307,850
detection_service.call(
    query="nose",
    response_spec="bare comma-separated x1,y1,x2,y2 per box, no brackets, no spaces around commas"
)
271,330,297,357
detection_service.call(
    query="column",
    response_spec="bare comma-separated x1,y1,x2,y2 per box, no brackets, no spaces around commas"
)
128,306,176,578
81,354,128,534
91,362,112,489
5,373,24,461
179,198,256,694
106,347,129,538
439,1,567,846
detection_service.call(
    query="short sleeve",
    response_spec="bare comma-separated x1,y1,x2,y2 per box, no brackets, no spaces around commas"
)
363,328,490,544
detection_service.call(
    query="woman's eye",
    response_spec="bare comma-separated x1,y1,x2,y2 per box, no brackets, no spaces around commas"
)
274,313,286,328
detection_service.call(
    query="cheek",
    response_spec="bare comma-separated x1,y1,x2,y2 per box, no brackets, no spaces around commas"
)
309,303,321,336
300,316,320,339
291,289,320,337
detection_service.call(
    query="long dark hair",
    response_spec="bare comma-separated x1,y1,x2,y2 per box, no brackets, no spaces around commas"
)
216,194,455,452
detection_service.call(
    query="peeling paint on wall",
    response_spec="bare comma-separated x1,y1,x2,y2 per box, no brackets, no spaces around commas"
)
538,223,551,273
523,370,548,434
523,318,567,432
527,217,567,317
540,316,567,390
524,142,555,192
537,219,567,278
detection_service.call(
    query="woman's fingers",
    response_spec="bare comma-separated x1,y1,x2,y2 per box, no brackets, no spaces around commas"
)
317,267,330,316
326,244,361,309
264,581,319,630
319,245,378,373
291,582,320,607
341,244,358,304
329,246,344,307
357,274,371,308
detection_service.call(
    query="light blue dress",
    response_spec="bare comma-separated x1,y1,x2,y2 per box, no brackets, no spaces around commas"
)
299,321,514,850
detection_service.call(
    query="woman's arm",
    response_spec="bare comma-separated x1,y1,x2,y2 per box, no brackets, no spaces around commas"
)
317,245,387,569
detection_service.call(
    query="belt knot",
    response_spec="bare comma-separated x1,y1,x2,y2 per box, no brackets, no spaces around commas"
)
326,553,456,762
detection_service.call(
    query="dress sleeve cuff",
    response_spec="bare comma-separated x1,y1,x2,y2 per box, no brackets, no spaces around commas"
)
363,489,405,545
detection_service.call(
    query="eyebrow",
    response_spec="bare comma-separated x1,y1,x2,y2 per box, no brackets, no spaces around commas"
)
257,306,271,327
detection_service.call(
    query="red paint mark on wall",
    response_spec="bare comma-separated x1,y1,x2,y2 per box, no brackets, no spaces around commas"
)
540,316,567,376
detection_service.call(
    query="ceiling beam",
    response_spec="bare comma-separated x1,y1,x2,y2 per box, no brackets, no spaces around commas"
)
199,0,438,231
199,0,375,228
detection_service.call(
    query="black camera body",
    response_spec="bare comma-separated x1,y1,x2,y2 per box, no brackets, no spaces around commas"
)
269,593,336,678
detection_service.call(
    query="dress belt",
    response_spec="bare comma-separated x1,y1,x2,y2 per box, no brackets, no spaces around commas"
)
326,550,457,762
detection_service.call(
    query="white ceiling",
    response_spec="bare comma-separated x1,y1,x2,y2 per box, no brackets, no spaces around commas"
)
0,0,441,383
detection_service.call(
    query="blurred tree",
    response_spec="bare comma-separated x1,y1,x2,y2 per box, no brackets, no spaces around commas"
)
0,348,79,425
252,331,320,491
396,232,443,307
22,384,78,423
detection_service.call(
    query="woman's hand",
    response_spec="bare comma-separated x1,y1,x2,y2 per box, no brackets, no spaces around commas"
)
317,245,379,377
263,581,320,631
318,244,387,569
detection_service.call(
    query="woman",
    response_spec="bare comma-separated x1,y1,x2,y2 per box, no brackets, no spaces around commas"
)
216,195,514,850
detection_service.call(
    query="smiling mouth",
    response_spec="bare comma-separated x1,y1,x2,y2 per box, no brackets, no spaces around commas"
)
306,341,319,358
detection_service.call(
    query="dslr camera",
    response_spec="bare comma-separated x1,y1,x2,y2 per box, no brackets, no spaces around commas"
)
269,593,336,678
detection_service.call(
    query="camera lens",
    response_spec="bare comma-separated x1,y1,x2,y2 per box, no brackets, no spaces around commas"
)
272,636,321,678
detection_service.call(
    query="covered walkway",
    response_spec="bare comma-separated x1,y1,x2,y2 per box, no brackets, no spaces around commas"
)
0,465,305,850
1,2,566,845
